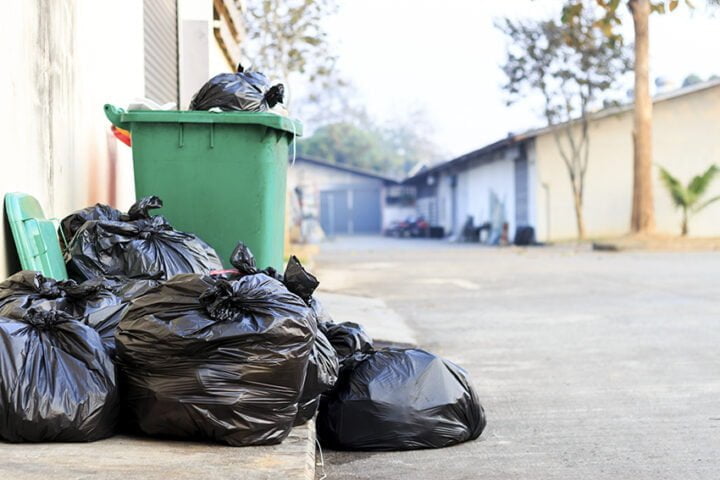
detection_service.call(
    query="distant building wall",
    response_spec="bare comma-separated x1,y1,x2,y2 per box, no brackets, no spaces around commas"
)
457,150,518,237
534,83,720,240
287,159,389,235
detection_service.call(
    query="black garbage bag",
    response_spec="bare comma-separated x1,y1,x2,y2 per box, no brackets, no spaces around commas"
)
0,270,74,316
0,271,160,358
319,320,374,365
295,326,339,425
229,242,258,275
115,272,315,446
59,203,124,245
0,308,118,442
283,255,319,302
66,196,222,281
189,64,284,112
308,296,334,323
317,348,486,451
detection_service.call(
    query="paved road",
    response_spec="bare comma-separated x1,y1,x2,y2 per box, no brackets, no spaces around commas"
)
313,237,720,480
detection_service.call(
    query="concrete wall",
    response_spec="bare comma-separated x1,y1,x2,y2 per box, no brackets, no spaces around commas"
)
178,0,233,109
534,83,720,240
0,0,144,278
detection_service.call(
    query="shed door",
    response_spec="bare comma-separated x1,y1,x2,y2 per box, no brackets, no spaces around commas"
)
320,188,381,235
351,189,382,233
144,0,179,106
320,190,349,236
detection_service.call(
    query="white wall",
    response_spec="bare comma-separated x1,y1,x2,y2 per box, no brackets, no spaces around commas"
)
436,172,454,234
455,152,518,239
534,83,720,240
0,0,144,277
178,0,233,109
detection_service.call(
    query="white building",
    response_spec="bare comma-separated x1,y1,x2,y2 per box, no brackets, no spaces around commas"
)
405,80,720,242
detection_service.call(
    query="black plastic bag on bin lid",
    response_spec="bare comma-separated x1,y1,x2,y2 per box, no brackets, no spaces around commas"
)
66,197,223,281
189,64,285,112
115,272,316,446
283,255,319,301
317,348,486,451
0,308,118,442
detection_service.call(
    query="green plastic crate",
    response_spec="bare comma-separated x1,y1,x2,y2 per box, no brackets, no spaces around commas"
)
104,105,302,270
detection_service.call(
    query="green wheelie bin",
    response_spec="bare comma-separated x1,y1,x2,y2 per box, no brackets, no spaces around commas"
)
104,104,302,271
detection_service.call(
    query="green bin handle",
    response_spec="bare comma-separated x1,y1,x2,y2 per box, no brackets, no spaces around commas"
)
104,104,131,131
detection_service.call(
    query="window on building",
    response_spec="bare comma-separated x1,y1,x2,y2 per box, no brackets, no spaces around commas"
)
385,186,416,206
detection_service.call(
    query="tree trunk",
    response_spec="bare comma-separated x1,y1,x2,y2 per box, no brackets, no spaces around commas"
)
681,208,688,236
573,188,586,240
629,0,655,233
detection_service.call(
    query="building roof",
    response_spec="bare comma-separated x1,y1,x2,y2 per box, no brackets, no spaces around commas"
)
403,136,525,183
405,78,720,183
516,77,720,141
292,155,400,183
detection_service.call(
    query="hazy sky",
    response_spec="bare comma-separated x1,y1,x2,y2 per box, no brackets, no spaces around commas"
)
318,0,720,158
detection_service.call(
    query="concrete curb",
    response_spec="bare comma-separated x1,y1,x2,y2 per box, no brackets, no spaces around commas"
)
315,292,418,346
0,422,317,480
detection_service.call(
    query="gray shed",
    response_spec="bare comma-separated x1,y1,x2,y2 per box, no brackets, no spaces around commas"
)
287,157,399,236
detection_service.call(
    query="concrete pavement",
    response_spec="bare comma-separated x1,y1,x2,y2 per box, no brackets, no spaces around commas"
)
313,236,720,480
314,292,418,346
0,422,316,480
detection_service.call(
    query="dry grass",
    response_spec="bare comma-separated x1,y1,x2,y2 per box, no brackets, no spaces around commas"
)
592,233,720,252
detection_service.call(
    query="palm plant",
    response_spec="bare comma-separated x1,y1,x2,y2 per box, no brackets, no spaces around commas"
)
658,164,720,236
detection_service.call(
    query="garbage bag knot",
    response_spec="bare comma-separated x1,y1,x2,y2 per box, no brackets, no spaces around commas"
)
23,308,74,330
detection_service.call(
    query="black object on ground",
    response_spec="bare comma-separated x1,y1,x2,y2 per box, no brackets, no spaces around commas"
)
318,348,486,451
0,308,118,442
65,196,223,281
189,64,284,112
514,226,536,246
115,272,315,446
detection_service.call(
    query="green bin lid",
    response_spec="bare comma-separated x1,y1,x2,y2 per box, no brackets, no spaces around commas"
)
104,104,303,137
4,193,68,280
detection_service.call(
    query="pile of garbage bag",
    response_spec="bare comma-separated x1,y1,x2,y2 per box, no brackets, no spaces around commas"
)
0,195,486,450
